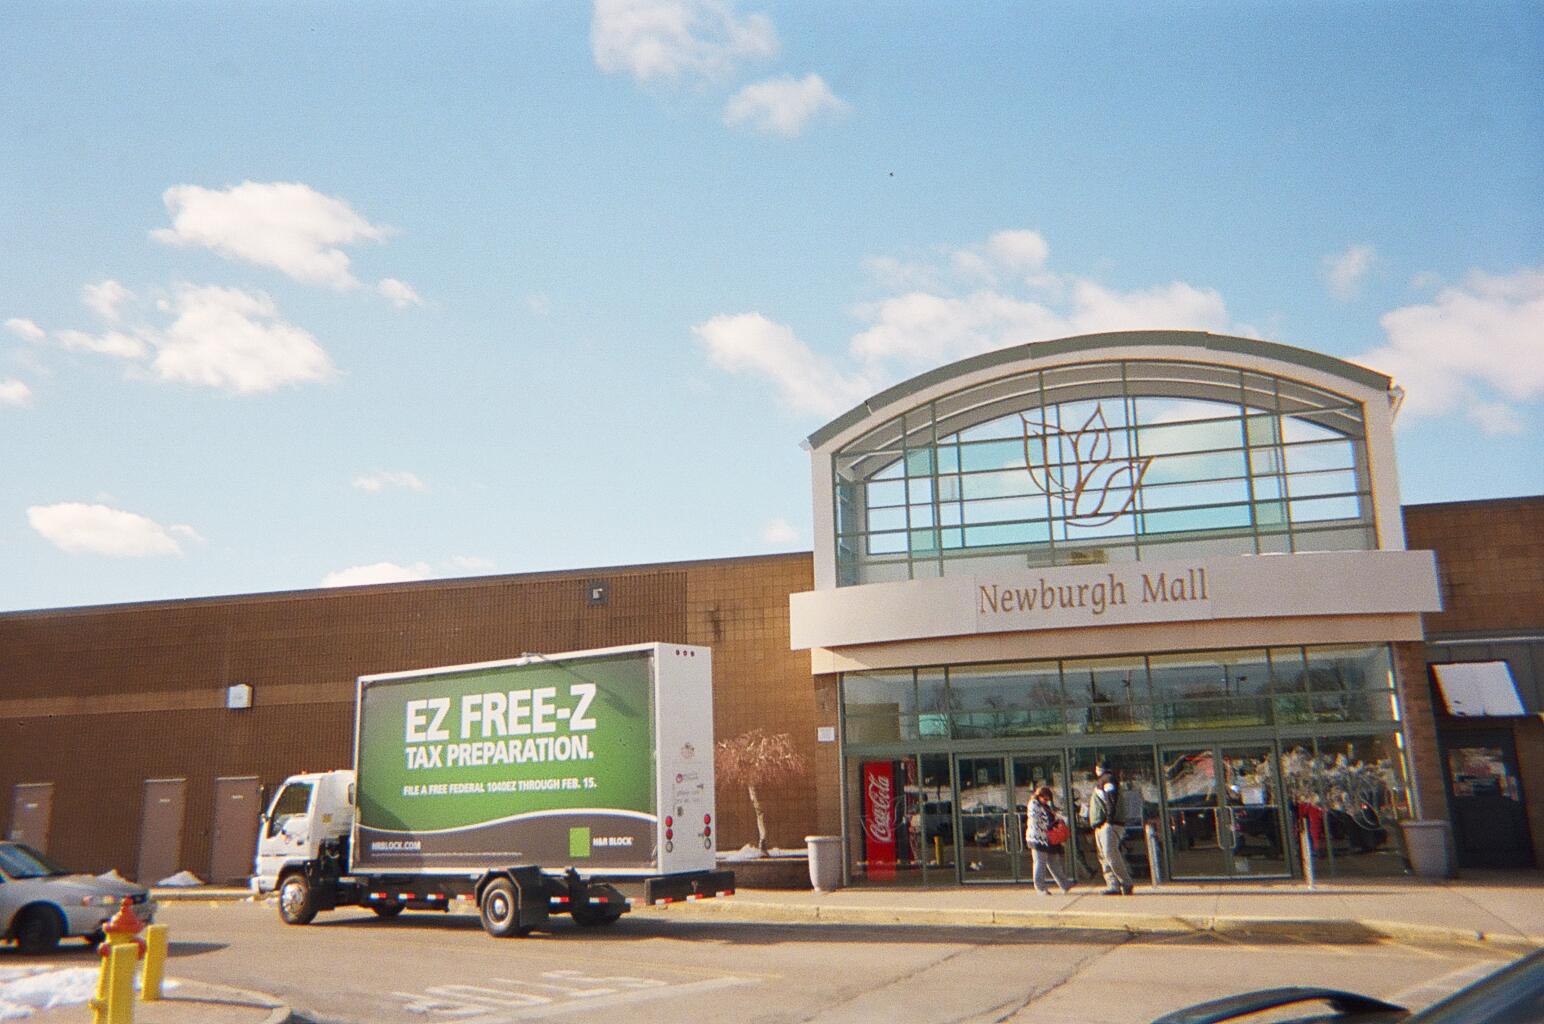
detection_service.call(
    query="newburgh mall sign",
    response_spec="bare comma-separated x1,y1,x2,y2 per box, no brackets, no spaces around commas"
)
788,550,1441,651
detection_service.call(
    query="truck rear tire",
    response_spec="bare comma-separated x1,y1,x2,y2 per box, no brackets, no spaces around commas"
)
278,874,318,925
478,879,531,938
371,901,405,919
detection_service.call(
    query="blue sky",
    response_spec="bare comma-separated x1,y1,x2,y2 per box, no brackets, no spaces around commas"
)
2,2,1540,612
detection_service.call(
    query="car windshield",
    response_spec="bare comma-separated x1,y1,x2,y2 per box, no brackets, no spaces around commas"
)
0,842,71,879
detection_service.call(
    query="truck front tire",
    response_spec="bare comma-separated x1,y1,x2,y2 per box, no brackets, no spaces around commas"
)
278,874,318,925
571,905,624,928
478,879,531,938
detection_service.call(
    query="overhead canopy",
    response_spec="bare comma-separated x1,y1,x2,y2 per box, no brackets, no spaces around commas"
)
1432,661,1528,717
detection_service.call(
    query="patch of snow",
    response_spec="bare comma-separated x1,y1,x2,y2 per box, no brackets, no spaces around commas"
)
718,844,807,862
155,870,204,887
0,967,179,1019
96,869,131,883
0,966,100,1019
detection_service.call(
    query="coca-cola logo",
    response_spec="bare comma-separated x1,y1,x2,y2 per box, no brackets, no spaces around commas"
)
865,772,893,845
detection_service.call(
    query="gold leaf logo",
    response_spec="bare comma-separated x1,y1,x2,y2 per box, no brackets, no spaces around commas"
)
1020,403,1152,527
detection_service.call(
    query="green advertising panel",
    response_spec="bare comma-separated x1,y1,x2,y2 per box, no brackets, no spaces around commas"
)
357,654,655,835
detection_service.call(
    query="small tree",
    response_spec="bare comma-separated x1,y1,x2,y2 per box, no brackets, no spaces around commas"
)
716,729,808,855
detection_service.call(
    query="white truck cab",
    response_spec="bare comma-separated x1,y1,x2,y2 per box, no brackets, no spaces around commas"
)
252,770,354,894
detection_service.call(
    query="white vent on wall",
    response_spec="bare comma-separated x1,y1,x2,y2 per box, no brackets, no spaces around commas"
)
226,683,253,710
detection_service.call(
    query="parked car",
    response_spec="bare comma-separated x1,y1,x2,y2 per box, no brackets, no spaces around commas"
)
0,841,157,954
1152,946,1543,1023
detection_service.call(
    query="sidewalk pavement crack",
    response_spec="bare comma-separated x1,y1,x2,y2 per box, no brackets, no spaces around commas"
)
790,942,979,1023
991,933,1133,1023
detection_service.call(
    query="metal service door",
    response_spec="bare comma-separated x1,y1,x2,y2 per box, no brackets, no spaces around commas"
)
8,783,54,851
136,778,187,884
1162,745,1289,879
209,777,263,884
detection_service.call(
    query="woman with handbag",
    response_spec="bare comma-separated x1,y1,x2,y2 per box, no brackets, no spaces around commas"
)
1026,785,1073,894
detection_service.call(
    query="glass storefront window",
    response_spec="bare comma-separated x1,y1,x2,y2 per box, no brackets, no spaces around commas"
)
947,661,1063,737
842,670,916,744
1278,734,1408,877
1148,650,1273,729
1063,657,1150,733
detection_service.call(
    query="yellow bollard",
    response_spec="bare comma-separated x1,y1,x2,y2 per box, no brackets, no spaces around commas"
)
90,943,138,1024
141,924,168,1002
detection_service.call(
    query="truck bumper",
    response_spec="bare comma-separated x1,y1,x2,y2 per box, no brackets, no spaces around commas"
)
643,869,736,906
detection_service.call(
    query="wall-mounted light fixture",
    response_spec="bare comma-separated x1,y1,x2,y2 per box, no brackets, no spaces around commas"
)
226,683,253,710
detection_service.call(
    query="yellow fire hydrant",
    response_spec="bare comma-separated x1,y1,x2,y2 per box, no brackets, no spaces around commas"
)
90,898,146,1024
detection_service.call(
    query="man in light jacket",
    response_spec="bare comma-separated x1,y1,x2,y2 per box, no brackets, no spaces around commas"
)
1090,768,1135,895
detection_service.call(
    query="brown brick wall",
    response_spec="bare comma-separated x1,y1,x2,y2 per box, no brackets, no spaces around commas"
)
0,554,816,876
1405,495,1544,868
1405,496,1544,635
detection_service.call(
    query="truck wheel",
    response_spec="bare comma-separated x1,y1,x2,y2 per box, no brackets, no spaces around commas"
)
571,905,624,928
371,901,405,919
479,879,531,938
278,874,318,925
15,906,64,954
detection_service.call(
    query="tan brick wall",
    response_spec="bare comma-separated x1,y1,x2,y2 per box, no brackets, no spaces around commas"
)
0,554,815,875
1391,640,1447,820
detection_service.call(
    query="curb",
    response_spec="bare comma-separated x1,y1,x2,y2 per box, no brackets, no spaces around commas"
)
152,888,258,902
642,896,1544,954
160,978,293,1024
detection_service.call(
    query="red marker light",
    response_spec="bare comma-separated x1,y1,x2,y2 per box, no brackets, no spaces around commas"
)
704,814,711,824
665,815,673,827
666,828,674,840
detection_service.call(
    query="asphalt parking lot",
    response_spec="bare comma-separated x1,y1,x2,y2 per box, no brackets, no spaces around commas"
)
4,898,1510,1024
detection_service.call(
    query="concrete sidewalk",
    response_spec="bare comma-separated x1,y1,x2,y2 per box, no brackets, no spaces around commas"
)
634,871,1544,953
157,872,1544,954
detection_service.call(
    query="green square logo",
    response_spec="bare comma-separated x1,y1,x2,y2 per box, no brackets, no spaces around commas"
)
569,827,592,859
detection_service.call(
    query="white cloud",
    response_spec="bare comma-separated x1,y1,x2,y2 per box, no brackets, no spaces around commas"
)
592,0,777,83
151,284,336,393
724,73,847,137
0,378,33,407
526,293,552,317
4,318,45,342
27,502,196,557
693,312,873,416
1324,244,1376,301
699,228,1235,415
352,470,428,493
152,181,390,289
83,280,135,323
1354,266,1544,434
448,555,497,573
55,328,151,360
321,561,433,587
760,518,801,545
377,278,423,309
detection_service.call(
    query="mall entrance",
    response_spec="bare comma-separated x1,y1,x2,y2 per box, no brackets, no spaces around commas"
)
1160,743,1290,879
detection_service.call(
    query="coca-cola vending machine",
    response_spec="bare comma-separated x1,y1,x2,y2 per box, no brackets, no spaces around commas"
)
861,760,913,880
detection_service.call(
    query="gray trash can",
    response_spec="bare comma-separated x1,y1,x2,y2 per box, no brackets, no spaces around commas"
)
805,835,842,891
1400,819,1455,879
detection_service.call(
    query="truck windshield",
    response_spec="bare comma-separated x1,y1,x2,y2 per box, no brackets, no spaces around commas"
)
266,782,314,838
0,842,70,879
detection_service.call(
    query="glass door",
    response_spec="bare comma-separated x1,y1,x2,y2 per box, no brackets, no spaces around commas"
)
954,755,1018,882
1161,744,1289,879
1012,752,1071,882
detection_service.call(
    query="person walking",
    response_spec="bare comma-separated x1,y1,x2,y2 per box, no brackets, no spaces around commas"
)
1090,768,1135,895
1026,785,1072,894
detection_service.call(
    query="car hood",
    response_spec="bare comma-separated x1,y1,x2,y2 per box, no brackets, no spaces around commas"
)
23,874,150,899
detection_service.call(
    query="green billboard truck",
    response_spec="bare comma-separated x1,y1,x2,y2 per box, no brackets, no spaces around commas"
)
252,643,734,937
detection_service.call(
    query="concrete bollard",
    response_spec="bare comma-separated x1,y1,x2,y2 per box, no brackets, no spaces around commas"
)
141,924,169,1001
1301,823,1316,890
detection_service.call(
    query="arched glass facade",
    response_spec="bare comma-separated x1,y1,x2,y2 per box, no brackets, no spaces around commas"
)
834,359,1375,585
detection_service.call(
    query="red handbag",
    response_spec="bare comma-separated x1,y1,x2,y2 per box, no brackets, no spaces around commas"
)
1047,820,1071,846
